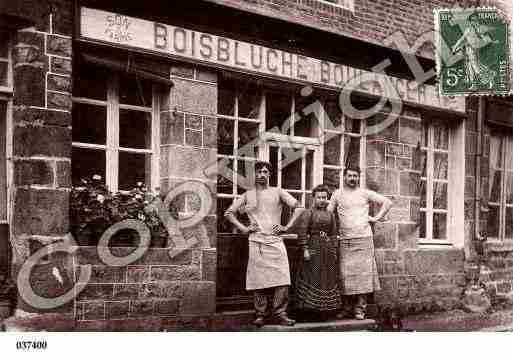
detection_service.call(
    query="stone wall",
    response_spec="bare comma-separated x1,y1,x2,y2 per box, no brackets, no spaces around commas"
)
204,0,480,59
367,107,467,314
11,0,74,314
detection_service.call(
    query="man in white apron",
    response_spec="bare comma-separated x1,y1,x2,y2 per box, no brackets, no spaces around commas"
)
328,166,392,320
225,161,304,327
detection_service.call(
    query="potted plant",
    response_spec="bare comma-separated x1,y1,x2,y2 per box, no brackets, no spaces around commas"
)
70,176,168,247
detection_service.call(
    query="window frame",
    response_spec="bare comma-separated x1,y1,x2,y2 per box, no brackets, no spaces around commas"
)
0,30,13,226
71,71,161,193
418,117,465,248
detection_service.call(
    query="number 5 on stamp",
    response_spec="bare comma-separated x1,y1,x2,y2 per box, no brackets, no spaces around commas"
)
435,8,510,96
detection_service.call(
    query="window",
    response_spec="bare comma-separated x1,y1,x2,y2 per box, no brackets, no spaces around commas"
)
72,62,160,192
488,128,513,240
315,0,355,12
418,117,464,246
216,77,366,233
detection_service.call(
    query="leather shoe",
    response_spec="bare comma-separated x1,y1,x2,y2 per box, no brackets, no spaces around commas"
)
253,317,265,327
275,314,296,326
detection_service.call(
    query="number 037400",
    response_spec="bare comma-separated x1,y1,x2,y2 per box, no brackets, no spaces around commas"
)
16,341,48,350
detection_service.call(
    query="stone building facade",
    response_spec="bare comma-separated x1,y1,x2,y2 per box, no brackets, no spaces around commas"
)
2,0,512,329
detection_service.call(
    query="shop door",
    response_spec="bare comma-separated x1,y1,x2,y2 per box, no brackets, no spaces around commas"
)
216,139,322,311
0,100,9,285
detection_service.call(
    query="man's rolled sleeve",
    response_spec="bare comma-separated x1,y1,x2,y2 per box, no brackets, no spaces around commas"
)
224,194,246,217
279,188,302,209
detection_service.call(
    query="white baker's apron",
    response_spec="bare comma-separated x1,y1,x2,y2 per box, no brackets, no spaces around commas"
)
246,232,291,291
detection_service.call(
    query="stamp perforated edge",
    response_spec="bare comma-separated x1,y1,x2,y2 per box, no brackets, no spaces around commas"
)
434,6,512,97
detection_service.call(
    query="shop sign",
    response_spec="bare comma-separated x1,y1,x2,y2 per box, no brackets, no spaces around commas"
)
81,7,465,113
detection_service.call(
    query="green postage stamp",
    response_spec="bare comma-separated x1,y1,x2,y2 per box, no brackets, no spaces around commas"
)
435,8,510,96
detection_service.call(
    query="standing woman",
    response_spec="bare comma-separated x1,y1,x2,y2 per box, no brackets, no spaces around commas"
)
295,184,342,320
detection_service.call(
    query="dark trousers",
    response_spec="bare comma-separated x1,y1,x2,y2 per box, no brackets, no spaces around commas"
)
254,285,289,317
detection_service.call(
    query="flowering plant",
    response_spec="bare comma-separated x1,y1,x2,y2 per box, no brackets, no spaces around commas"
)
70,176,168,247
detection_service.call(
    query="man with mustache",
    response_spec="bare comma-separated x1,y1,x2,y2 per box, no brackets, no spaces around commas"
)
328,166,392,320
225,161,304,327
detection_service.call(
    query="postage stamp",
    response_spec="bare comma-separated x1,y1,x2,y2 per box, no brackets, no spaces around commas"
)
435,7,510,96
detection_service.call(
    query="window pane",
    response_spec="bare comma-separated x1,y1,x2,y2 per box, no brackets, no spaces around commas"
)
505,207,513,239
489,133,503,169
72,147,106,186
0,102,6,221
344,136,360,169
506,172,513,205
0,32,8,58
420,150,427,178
269,146,279,187
433,124,449,150
345,117,361,134
294,93,320,137
433,152,448,180
489,169,502,203
119,110,150,149
218,86,235,116
72,103,107,145
217,158,234,195
281,148,302,190
433,182,448,209
505,137,513,170
74,63,108,100
119,75,152,107
419,211,426,238
238,121,259,158
419,179,427,208
0,61,7,87
421,122,429,147
305,150,314,190
217,118,234,155
487,205,500,238
324,98,342,130
237,159,255,194
238,86,261,119
324,134,340,166
266,91,291,134
118,152,150,190
323,168,340,193
433,212,447,240
305,192,313,209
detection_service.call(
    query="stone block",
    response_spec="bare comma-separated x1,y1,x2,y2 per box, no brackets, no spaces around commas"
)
150,265,201,281
126,266,150,283
366,140,385,166
56,161,71,188
185,129,202,147
75,247,193,266
497,282,512,294
170,64,194,79
195,67,217,83
165,146,217,180
170,78,217,115
14,32,45,65
83,301,105,320
77,284,114,301
47,35,71,57
13,188,69,236
47,92,72,110
404,249,464,275
14,125,71,157
51,57,72,75
400,171,420,196
83,266,126,284
373,222,397,249
106,301,130,319
399,117,421,145
13,159,53,186
13,107,71,127
410,198,420,222
185,114,202,130
384,250,402,262
178,281,216,314
14,65,45,106
160,111,184,145
129,300,154,317
203,116,217,149
465,177,475,198
465,132,477,155
384,262,405,275
202,248,217,282
112,284,141,300
396,157,411,170
154,299,179,316
465,154,475,177
366,168,399,194
47,74,71,93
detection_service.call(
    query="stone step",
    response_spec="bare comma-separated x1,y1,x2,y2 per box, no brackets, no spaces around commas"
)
258,318,376,332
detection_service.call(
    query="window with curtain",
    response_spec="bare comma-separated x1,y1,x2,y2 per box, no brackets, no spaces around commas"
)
488,128,513,240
